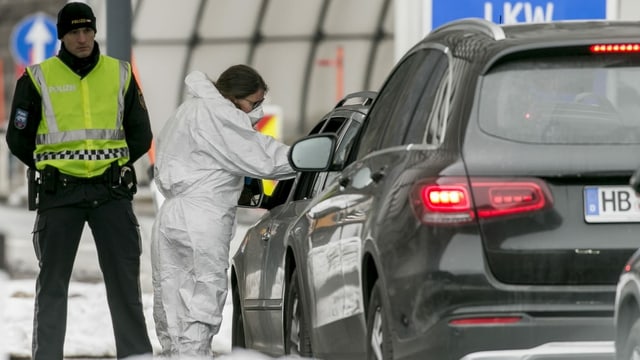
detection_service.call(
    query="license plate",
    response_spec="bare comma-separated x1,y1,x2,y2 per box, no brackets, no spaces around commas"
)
584,186,640,223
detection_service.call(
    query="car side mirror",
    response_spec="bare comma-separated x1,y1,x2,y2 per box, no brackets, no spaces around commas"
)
630,168,640,195
238,177,264,207
288,134,336,171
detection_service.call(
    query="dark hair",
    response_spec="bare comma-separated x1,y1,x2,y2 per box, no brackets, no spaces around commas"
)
215,64,268,99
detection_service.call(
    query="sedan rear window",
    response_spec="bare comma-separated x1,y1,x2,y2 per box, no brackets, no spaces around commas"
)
478,54,640,144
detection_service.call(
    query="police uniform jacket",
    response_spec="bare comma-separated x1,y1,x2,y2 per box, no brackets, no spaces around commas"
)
6,42,152,172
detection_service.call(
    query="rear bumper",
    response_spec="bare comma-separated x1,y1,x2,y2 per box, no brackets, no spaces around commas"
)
380,226,620,359
394,312,615,360
460,341,614,360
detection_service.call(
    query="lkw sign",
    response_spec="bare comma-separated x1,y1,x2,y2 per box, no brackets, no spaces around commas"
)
431,0,609,29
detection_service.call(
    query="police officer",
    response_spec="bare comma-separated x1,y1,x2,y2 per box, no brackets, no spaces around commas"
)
5,3,153,359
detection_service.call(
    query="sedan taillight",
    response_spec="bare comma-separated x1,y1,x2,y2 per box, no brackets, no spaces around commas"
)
410,177,552,225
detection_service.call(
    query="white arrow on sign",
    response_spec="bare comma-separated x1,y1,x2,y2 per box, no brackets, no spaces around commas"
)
25,16,53,64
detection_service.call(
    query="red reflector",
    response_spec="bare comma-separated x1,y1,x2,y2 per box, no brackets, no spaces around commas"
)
625,264,632,272
590,43,640,53
450,317,522,326
410,177,552,225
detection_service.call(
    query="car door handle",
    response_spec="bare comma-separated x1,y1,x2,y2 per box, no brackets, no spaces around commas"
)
261,226,271,241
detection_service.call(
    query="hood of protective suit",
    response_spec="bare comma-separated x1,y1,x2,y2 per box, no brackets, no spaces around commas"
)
154,70,294,206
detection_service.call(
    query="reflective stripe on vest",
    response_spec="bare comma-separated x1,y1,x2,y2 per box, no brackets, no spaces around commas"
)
27,56,131,177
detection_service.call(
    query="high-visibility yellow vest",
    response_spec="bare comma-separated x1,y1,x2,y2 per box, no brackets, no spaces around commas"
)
27,55,131,178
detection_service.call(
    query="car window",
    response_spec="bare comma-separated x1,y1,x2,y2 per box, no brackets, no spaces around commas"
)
354,51,428,160
314,118,363,195
263,177,294,210
308,118,329,135
319,116,346,134
403,50,450,146
265,115,341,208
292,117,348,201
332,118,362,168
378,49,449,149
478,54,640,144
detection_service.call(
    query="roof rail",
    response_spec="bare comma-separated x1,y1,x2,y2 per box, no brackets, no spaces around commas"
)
335,91,377,108
431,18,506,41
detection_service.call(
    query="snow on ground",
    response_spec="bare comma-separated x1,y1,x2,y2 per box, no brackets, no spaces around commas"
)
0,202,307,359
1,277,307,359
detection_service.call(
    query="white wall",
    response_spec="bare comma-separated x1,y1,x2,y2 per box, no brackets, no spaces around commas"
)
618,0,640,19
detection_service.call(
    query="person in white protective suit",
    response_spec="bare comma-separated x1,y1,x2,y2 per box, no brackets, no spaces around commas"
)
151,65,295,357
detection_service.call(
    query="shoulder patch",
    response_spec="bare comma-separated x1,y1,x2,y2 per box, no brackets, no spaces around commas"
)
14,109,28,129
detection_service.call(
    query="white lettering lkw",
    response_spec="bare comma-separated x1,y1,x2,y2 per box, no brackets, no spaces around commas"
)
484,1,554,24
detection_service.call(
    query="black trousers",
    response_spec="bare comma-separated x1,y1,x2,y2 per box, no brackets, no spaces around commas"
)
31,183,152,359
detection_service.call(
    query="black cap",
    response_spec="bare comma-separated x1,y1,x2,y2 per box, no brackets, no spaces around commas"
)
56,2,97,39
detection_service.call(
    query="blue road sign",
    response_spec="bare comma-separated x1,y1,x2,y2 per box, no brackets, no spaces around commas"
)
432,0,607,30
10,13,58,66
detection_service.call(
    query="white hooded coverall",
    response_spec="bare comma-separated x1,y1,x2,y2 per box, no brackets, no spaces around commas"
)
151,71,295,356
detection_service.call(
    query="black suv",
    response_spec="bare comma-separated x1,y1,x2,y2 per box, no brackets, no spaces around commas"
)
286,18,640,359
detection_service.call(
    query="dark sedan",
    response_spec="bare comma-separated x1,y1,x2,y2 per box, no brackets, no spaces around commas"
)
230,91,375,357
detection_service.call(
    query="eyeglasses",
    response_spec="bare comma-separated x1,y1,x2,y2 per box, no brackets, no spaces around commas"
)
242,97,265,110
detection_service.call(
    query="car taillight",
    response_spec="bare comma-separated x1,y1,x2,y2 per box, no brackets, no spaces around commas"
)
590,44,640,53
449,316,522,326
410,177,552,225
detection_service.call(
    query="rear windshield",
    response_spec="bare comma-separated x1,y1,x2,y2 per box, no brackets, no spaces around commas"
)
478,54,640,144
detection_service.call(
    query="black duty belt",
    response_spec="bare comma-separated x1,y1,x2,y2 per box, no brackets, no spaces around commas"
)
58,172,110,185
